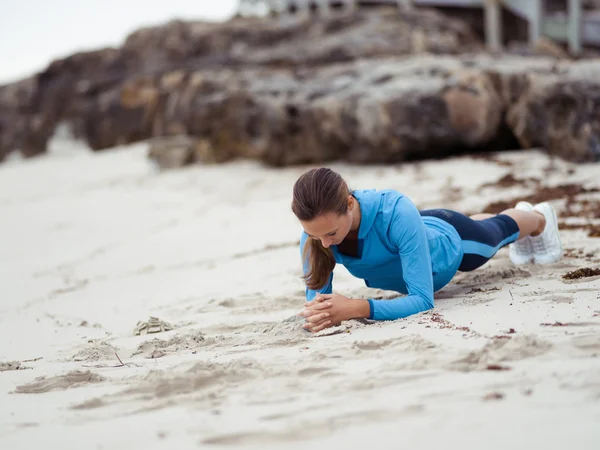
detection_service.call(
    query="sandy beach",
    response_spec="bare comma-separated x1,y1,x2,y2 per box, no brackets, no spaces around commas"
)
1,134,599,449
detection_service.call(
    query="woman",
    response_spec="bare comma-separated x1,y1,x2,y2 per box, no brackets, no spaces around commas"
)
291,167,562,333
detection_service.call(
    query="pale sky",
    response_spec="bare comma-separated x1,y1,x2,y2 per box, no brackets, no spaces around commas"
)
0,0,240,84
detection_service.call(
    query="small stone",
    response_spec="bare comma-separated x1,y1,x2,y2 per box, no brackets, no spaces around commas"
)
483,392,505,401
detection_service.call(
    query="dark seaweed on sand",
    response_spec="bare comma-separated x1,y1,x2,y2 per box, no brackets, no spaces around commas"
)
562,267,600,280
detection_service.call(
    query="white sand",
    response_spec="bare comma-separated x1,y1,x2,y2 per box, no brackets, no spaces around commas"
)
1,135,600,449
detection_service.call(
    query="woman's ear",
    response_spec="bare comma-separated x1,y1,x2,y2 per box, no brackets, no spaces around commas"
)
347,195,355,210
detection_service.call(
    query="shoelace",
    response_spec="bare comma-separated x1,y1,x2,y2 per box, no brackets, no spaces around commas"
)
532,236,547,253
514,239,531,252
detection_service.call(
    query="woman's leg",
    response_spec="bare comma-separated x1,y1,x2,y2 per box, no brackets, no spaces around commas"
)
422,208,522,271
470,213,494,221
427,202,561,268
472,209,546,240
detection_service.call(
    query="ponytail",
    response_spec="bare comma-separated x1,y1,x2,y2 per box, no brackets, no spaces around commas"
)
302,237,336,291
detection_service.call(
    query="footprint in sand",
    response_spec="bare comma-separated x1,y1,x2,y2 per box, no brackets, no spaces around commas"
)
455,266,532,285
570,333,600,354
352,335,437,353
14,370,103,394
449,335,552,372
69,359,266,412
202,406,423,445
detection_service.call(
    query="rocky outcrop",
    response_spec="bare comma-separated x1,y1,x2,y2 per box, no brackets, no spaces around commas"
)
118,8,479,70
0,77,55,160
126,55,600,168
148,135,218,169
1,7,600,167
506,61,600,163
0,48,125,160
0,8,481,163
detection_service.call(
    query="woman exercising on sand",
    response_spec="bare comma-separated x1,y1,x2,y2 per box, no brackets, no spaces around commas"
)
291,167,562,333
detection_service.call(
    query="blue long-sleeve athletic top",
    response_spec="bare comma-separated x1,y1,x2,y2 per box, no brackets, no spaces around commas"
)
300,188,464,321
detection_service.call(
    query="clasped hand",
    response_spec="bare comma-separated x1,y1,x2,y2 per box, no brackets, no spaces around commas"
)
298,293,364,333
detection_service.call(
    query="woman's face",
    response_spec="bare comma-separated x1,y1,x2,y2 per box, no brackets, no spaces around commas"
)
300,197,354,248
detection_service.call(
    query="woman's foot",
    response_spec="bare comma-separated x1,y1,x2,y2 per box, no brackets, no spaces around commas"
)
530,202,563,264
509,201,535,265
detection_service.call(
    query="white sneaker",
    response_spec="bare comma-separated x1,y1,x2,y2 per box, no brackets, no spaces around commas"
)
530,202,563,264
509,201,534,265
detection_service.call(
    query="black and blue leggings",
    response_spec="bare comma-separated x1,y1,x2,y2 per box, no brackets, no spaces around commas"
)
420,209,521,272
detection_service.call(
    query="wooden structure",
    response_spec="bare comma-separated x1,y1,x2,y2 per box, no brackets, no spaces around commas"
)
256,0,600,55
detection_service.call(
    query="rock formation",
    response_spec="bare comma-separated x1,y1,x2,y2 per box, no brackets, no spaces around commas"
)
1,7,599,167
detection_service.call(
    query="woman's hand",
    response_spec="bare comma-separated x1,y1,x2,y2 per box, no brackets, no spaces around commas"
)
299,293,370,333
299,296,333,333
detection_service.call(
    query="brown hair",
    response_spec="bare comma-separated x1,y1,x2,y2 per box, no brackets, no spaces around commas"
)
291,167,351,290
